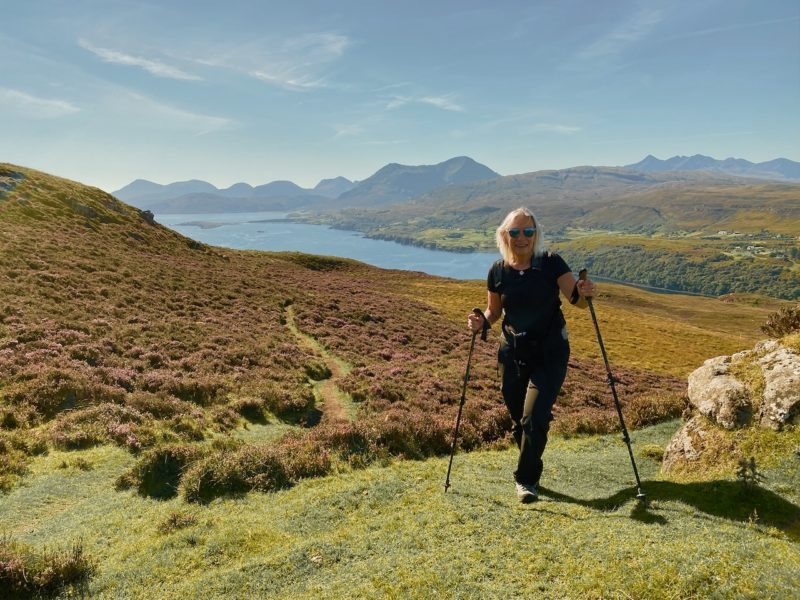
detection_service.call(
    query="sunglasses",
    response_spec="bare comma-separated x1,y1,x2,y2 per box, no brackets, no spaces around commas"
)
507,227,536,238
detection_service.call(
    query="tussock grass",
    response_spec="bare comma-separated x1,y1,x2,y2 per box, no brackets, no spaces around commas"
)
158,511,198,535
0,536,95,598
117,443,207,499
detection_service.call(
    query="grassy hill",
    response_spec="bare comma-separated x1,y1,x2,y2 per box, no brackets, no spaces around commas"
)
1,163,798,597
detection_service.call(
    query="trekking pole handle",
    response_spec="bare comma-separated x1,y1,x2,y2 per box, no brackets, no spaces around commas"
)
472,307,489,341
578,268,592,305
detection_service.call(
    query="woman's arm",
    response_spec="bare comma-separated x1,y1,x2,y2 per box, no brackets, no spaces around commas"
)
484,291,502,325
557,272,595,310
467,291,502,332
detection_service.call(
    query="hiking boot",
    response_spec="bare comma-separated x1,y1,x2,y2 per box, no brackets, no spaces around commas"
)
515,482,538,503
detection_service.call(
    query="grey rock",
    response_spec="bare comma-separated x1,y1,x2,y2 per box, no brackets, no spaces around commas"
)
687,356,751,429
757,347,800,430
662,416,708,472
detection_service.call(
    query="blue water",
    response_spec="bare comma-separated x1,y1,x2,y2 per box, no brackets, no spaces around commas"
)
156,211,500,281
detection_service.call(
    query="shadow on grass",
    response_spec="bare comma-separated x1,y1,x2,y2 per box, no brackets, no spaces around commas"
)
540,480,800,539
303,407,323,428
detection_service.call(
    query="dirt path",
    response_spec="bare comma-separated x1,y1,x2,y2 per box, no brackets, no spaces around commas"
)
285,305,357,423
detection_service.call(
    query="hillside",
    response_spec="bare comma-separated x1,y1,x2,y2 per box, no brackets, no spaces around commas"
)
1,163,797,597
312,167,800,235
300,168,800,299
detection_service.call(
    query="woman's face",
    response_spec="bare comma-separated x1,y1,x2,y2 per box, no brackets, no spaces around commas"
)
506,214,536,258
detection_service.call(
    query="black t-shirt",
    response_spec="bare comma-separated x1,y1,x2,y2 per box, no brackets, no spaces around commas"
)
487,253,571,338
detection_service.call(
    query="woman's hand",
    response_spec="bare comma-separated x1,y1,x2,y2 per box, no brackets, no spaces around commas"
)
576,277,597,298
467,310,485,333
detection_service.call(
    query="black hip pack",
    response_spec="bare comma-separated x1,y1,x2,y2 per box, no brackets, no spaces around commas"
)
501,316,556,369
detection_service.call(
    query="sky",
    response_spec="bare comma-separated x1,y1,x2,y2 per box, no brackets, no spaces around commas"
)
1,0,799,192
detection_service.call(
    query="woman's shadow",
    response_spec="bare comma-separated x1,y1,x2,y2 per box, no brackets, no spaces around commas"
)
538,480,800,539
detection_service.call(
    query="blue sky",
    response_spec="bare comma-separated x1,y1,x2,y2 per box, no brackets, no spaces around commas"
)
2,0,798,192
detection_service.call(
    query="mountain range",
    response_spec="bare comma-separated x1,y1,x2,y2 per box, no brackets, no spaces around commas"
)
626,154,800,180
113,175,356,213
112,154,800,214
113,156,498,214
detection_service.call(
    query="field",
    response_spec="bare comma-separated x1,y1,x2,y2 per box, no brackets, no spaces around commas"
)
1,163,798,598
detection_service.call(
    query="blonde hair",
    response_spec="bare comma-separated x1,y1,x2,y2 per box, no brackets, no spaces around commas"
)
495,207,545,263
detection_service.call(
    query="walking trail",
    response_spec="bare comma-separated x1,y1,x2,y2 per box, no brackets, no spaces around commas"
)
284,305,357,423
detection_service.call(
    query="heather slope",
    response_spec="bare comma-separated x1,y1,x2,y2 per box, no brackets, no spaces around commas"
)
0,162,782,490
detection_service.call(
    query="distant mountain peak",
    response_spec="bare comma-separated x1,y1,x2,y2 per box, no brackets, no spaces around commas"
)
625,154,800,181
338,156,499,207
313,176,355,198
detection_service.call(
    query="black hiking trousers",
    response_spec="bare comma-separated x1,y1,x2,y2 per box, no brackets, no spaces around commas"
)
498,331,570,486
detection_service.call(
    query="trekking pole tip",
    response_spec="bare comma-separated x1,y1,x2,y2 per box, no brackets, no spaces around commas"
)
636,489,647,502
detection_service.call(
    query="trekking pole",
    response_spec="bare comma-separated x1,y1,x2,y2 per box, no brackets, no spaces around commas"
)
579,269,646,502
444,307,487,492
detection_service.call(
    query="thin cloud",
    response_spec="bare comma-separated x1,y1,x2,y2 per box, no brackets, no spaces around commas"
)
386,96,411,110
283,32,350,60
333,123,364,138
420,96,465,112
372,82,412,93
386,94,465,112
119,91,235,135
576,9,662,61
661,15,800,42
195,32,350,91
361,139,406,145
533,123,581,135
249,69,327,91
0,87,80,118
79,39,201,81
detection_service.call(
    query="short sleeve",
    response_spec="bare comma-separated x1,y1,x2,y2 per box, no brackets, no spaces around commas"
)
547,253,570,280
487,259,503,293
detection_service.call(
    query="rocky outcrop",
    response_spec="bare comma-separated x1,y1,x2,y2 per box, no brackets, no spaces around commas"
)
663,339,800,472
661,416,707,472
686,355,751,429
757,346,800,430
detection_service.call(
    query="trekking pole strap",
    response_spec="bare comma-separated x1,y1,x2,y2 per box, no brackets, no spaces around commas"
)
472,307,489,342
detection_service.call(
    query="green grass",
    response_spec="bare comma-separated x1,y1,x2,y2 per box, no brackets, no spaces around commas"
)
1,421,797,599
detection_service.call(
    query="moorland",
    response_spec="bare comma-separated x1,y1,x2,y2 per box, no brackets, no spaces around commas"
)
1,163,798,598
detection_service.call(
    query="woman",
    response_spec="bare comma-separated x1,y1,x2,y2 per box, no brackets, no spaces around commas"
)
468,207,595,503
